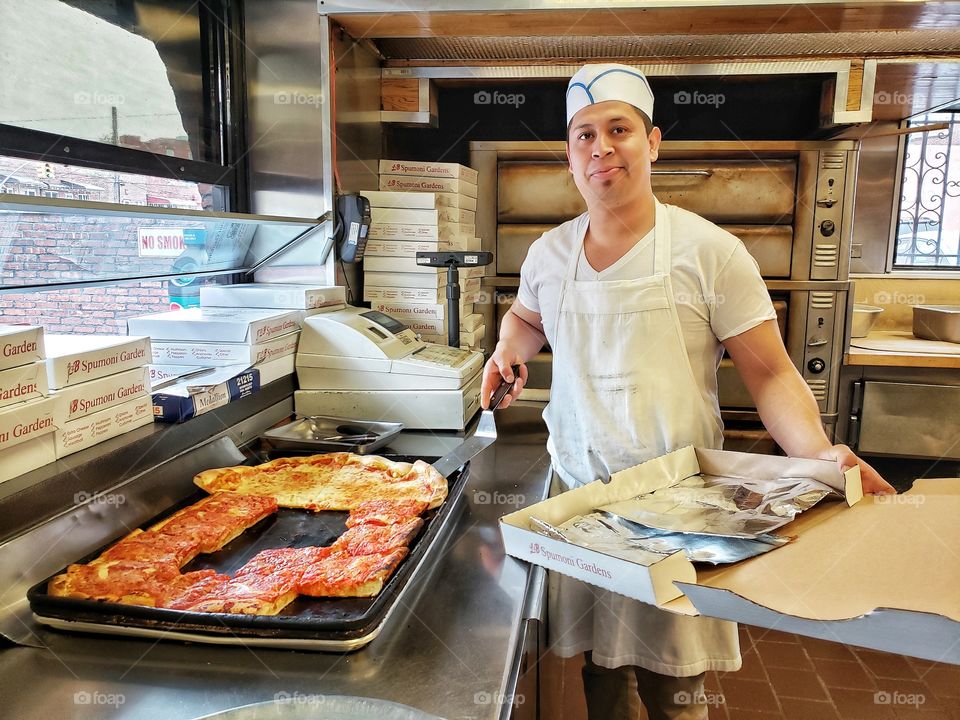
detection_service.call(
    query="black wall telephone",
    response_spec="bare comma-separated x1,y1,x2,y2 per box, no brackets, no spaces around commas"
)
335,193,372,263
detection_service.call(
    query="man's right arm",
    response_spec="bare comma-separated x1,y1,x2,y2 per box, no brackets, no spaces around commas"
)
481,302,546,409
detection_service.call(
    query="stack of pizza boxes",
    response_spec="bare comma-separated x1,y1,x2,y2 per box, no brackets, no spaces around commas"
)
43,333,153,458
365,160,486,351
197,283,347,386
0,324,57,482
127,306,307,422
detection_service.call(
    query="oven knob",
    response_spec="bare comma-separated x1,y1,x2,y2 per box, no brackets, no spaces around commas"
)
807,358,826,374
819,219,836,237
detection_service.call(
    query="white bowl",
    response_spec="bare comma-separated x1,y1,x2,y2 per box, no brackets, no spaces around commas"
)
851,304,884,337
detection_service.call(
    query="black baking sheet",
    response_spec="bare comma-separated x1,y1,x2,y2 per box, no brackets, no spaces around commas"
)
27,455,468,643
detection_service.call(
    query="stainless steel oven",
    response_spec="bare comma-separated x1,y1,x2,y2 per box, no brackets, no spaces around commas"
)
471,140,858,450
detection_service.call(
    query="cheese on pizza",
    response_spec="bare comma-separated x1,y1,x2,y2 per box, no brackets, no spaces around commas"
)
298,548,409,598
345,499,429,528
151,492,277,553
48,560,184,606
186,547,329,615
194,453,350,509
192,453,447,511
161,572,232,611
330,517,423,557
96,529,201,568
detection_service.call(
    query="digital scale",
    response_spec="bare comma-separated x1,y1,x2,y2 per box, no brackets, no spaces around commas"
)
294,307,484,429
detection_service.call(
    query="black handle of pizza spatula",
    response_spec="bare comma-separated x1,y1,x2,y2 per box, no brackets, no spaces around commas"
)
430,369,518,479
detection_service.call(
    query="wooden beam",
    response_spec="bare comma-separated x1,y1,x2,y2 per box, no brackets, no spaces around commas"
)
333,4,960,39
846,59,865,112
382,78,421,111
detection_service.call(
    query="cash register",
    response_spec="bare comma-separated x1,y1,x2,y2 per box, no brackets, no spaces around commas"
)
295,307,483,429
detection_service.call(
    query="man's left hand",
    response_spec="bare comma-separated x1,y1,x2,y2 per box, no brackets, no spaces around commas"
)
818,444,895,495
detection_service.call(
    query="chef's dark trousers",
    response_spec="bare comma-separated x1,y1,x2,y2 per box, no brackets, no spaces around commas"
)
582,651,709,720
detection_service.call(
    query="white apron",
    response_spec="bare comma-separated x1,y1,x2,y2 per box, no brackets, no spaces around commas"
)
544,200,741,675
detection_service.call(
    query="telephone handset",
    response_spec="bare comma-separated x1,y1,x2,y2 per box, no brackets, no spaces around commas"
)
335,193,372,263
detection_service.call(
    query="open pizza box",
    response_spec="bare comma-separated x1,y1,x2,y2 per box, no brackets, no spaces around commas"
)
500,446,960,663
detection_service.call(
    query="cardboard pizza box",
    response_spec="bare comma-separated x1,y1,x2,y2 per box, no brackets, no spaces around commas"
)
370,207,475,226
199,283,346,311
55,394,154,457
150,330,300,367
127,307,301,344
254,354,296,386
0,361,49,410
363,286,482,304
0,395,57,452
378,159,479,185
368,221,476,243
364,238,470,256
671,477,960,663
418,325,485,347
371,302,475,323
52,366,150,423
502,445,960,663
0,433,57,485
362,273,481,291
378,175,478,199
362,189,476,211
381,311,483,336
44,335,150,390
0,325,45,372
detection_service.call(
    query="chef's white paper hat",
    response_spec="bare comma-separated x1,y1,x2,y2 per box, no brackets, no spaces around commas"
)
566,63,654,127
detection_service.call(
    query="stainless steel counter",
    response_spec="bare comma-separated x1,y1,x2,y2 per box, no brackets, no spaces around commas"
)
0,404,552,720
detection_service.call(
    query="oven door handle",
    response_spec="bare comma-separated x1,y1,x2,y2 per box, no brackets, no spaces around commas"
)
651,169,713,177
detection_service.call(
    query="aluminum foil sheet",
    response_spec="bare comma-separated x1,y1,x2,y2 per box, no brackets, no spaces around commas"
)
530,513,790,565
598,473,837,539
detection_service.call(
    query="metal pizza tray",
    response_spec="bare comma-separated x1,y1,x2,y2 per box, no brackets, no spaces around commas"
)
27,455,467,651
261,416,404,454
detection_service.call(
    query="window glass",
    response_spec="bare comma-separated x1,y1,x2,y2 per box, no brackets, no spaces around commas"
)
0,276,239,335
0,0,214,162
896,113,960,267
0,155,224,209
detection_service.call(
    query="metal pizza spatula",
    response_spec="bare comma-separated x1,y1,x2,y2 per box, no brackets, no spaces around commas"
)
431,370,517,478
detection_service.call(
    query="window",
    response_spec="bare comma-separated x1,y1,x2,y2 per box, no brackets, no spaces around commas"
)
0,1,258,335
0,0,218,163
895,112,960,267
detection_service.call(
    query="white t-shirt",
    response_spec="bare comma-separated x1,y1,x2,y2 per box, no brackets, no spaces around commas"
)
517,204,776,414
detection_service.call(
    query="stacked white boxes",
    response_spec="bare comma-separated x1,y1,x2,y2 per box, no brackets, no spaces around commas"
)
197,283,347,385
368,160,487,351
0,324,56,482
128,307,303,368
128,307,309,421
44,333,153,458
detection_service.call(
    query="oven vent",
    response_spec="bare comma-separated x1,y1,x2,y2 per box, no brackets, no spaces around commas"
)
813,245,839,268
811,291,835,309
807,379,828,401
820,152,845,171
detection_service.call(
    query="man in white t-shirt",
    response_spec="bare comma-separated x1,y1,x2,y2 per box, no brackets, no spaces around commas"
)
481,63,895,720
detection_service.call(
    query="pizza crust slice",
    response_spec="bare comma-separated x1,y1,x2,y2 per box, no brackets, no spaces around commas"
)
298,548,409,598
95,529,201,568
186,547,328,616
48,560,183,607
330,517,423,557
345,499,429,528
150,492,277,553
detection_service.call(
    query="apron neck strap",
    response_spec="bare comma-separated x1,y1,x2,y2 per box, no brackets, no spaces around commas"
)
652,199,671,277
568,200,671,280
